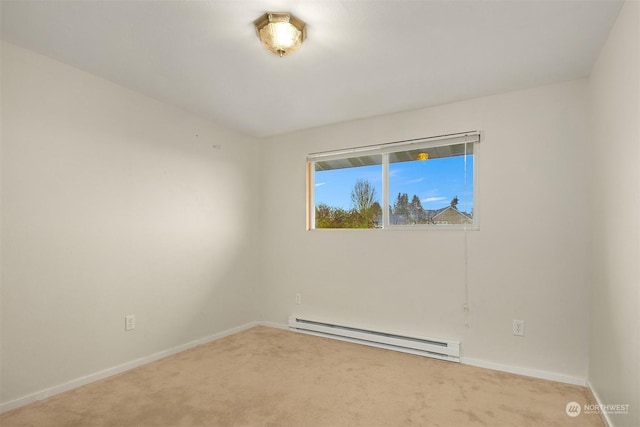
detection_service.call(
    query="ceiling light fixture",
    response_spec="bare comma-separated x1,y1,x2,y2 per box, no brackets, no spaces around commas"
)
253,12,307,57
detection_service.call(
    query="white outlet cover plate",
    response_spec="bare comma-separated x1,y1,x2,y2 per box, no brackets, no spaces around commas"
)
513,320,524,336
125,315,136,331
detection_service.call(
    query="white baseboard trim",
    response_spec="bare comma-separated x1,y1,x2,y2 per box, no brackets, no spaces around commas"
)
263,321,587,387
258,320,289,330
586,380,613,427
0,321,260,414
461,357,586,386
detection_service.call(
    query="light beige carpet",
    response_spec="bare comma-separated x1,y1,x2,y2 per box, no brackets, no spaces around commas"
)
1,326,602,427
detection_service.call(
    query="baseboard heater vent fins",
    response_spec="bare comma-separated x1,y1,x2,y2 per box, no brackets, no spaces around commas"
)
288,316,460,363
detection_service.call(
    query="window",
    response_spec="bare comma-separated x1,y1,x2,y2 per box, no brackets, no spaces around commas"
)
307,132,479,229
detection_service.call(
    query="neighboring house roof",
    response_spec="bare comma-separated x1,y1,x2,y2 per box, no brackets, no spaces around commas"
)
390,206,472,225
431,206,473,224
424,207,446,219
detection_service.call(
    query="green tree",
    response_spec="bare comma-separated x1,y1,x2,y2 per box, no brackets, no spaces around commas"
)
450,196,459,209
370,201,382,227
393,193,409,216
350,179,379,228
351,179,377,213
391,192,410,225
315,180,380,229
315,203,334,228
409,195,427,224
316,203,358,228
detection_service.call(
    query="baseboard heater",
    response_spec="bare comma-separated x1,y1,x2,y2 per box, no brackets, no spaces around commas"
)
288,316,460,363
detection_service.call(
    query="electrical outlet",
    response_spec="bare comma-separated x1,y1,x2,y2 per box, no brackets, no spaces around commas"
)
125,315,136,331
512,319,524,336
295,293,301,305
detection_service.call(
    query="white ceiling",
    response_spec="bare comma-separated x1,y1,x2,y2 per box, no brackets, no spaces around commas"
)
0,0,623,138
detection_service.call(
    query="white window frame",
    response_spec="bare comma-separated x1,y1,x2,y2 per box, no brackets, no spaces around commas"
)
307,131,480,230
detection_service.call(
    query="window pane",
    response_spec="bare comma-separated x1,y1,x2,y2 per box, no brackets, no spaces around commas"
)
314,155,382,228
388,143,473,225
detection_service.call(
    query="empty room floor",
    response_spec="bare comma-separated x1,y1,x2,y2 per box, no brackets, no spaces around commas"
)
0,326,602,427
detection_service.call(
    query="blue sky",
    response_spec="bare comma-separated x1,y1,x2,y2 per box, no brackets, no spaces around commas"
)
314,156,473,213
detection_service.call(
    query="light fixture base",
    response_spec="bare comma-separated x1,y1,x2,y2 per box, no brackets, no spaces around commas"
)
254,12,307,57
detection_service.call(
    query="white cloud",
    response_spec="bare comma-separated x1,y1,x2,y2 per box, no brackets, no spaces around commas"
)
315,182,326,187
422,196,447,204
405,178,425,185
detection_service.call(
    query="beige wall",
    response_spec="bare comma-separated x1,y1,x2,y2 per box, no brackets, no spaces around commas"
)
260,79,591,382
2,3,638,418
588,1,640,426
0,42,260,404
